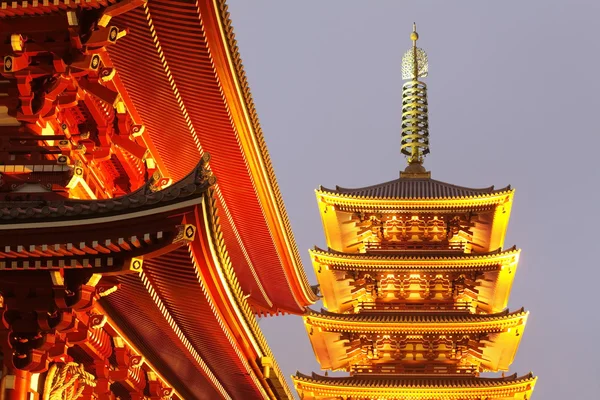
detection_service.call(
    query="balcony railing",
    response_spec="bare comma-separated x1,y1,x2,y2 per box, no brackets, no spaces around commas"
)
355,301,473,313
350,363,478,376
364,241,465,252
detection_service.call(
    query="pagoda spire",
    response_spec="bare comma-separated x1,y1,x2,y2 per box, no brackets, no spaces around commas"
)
400,23,430,177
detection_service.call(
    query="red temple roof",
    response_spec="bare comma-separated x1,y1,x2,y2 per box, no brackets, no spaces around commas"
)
104,0,316,314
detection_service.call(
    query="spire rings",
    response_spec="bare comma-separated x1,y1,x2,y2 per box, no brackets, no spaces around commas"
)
401,80,430,163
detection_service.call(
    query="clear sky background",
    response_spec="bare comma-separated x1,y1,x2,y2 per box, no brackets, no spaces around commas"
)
227,1,599,398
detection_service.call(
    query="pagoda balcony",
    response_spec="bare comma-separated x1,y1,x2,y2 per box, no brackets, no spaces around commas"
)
350,363,478,376
355,301,473,313
364,241,465,253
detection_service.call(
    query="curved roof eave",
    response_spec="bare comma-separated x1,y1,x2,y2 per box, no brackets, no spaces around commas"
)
103,0,316,312
293,370,537,388
316,178,514,211
304,307,529,333
209,0,317,308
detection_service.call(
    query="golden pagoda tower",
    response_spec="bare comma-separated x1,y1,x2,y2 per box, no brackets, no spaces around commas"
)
292,25,537,400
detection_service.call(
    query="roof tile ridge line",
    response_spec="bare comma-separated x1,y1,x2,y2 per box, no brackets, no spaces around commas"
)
214,0,316,304
213,185,273,308
204,190,295,400
318,178,512,195
186,220,272,400
308,307,524,321
316,186,515,201
0,160,207,220
137,270,232,400
320,177,407,194
142,2,203,156
315,193,513,207
293,371,536,386
312,247,520,261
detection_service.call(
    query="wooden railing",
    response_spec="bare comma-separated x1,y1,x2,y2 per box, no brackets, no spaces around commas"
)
364,241,465,252
356,301,472,313
351,363,478,375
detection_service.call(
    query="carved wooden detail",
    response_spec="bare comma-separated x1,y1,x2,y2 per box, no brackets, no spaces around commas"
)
0,10,154,199
343,332,487,372
346,271,481,308
355,212,475,251
0,270,109,372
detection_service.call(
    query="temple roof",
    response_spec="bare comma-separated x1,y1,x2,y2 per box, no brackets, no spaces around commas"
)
294,371,536,388
0,0,317,313
0,156,212,224
320,178,511,200
312,245,519,270
307,307,526,324
106,0,317,311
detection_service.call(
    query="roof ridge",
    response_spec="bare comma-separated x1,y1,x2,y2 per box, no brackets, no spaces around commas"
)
307,307,527,322
0,155,215,223
310,246,520,261
293,371,536,386
317,177,512,200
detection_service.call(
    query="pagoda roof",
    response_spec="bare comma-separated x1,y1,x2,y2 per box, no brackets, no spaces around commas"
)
320,177,511,200
294,371,536,389
305,308,528,333
292,371,537,399
316,177,514,212
311,246,519,271
0,157,212,226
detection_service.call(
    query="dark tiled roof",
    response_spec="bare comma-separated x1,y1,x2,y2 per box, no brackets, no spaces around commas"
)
307,308,526,323
320,178,511,199
0,155,214,223
294,371,535,388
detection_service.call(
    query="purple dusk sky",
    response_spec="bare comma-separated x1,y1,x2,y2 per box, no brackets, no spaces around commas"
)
227,1,600,398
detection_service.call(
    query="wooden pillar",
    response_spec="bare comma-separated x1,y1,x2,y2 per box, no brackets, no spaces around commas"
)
1,369,32,400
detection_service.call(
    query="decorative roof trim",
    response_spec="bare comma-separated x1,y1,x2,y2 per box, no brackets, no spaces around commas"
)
137,266,233,400
186,230,271,400
213,0,317,305
0,154,214,225
202,190,294,399
294,371,536,388
316,187,514,211
292,371,537,398
311,246,520,271
320,178,511,200
304,308,528,333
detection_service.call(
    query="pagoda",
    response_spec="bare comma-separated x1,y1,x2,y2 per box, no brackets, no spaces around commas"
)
293,25,537,400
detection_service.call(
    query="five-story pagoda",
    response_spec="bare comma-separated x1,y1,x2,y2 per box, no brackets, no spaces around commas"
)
292,25,536,400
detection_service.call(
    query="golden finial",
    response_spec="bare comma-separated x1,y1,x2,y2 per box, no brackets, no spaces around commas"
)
400,23,430,175
410,22,419,43
401,23,428,80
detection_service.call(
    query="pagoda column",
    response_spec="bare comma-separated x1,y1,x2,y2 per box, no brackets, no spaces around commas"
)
1,368,34,400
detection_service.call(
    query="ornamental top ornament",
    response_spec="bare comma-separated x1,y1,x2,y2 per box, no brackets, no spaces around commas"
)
400,23,431,175
401,23,429,80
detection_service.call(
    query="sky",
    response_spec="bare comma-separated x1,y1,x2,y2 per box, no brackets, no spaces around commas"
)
226,1,600,399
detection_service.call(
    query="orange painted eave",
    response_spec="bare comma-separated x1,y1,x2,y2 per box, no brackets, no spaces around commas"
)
105,0,316,313
198,0,317,309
